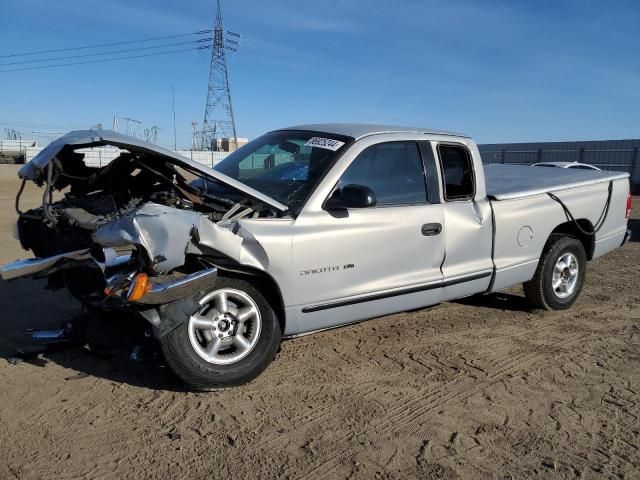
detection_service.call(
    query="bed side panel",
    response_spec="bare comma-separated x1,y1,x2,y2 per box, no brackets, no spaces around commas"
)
490,179,628,291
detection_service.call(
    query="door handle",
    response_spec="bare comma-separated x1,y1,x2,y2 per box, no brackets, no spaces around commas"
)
421,223,442,236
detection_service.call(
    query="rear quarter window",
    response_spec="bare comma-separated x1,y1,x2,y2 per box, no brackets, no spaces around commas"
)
437,144,475,201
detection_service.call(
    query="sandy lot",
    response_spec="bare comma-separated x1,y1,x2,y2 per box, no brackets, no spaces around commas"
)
0,164,638,479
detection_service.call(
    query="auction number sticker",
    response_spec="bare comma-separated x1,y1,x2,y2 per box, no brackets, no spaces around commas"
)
304,137,345,151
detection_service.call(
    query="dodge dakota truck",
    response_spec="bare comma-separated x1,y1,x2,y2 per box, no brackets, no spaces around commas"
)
1,124,632,389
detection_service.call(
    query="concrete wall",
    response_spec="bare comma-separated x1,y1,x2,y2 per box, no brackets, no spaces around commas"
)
0,139,37,153
176,150,229,168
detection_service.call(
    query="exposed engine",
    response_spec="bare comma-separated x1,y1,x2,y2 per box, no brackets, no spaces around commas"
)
17,149,277,259
13,139,282,311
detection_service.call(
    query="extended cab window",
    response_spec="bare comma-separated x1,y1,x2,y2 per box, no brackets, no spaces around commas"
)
437,144,474,201
337,141,427,205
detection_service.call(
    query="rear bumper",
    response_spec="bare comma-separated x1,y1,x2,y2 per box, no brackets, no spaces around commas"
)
622,228,632,246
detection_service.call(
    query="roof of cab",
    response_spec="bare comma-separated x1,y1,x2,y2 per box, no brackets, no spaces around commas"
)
275,123,469,140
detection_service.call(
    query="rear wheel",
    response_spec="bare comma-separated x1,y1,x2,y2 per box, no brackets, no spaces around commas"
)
160,276,281,390
523,235,586,310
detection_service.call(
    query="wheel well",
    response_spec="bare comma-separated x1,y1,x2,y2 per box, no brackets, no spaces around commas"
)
549,219,595,260
219,267,286,334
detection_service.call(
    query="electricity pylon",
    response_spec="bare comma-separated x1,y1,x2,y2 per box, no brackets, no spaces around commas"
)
201,0,238,151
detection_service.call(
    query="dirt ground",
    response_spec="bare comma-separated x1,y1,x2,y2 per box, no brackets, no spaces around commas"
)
0,164,638,479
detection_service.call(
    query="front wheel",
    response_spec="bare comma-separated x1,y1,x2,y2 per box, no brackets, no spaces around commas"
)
523,235,587,310
160,276,281,390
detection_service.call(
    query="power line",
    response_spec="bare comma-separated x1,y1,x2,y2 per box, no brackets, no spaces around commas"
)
0,46,211,73
0,29,212,59
0,38,212,67
0,120,90,131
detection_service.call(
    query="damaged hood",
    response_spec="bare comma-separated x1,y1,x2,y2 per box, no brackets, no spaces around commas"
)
19,129,288,213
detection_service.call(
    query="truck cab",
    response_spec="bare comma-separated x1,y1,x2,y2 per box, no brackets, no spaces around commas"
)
285,128,494,333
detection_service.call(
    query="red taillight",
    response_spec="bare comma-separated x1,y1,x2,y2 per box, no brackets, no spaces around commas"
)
626,192,632,219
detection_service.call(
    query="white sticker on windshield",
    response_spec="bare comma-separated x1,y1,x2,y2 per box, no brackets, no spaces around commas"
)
304,137,345,151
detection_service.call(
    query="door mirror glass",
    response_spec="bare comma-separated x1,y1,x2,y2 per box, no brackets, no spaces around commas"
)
325,184,377,210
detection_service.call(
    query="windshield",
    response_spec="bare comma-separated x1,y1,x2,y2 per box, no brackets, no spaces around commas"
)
214,131,351,210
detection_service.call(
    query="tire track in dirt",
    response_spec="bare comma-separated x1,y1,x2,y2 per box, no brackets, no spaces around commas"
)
288,314,629,479
257,324,551,456
256,309,560,450
258,384,382,448
325,316,563,434
395,331,591,437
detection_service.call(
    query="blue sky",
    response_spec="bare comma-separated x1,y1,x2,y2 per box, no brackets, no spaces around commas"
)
0,0,639,149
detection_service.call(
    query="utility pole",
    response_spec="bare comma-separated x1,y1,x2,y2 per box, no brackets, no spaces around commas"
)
201,0,238,151
172,85,177,151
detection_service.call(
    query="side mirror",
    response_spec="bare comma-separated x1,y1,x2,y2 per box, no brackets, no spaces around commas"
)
325,184,377,210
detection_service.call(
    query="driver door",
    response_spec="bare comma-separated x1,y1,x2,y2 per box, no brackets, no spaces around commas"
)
291,140,445,333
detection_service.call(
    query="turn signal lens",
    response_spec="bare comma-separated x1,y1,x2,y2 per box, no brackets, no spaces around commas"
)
626,192,632,219
128,273,152,301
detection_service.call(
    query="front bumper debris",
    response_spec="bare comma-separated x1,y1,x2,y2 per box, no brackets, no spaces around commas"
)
135,268,217,304
0,249,217,306
0,249,93,280
104,267,218,305
0,248,131,281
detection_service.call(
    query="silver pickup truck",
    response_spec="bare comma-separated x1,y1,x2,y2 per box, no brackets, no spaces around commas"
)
1,124,632,389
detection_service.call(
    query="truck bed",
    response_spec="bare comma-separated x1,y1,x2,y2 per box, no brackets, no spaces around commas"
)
484,164,629,201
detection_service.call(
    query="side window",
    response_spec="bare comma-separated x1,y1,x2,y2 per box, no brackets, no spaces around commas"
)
337,141,427,205
437,144,475,201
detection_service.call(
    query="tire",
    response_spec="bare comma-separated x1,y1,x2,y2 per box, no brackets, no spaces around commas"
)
160,276,281,390
523,235,587,310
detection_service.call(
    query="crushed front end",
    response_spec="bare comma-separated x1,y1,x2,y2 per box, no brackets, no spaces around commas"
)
1,130,285,336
